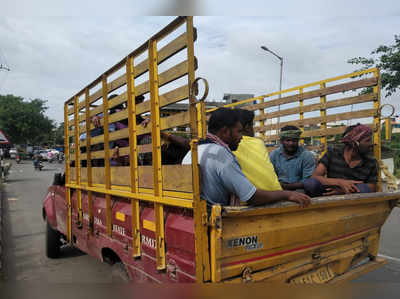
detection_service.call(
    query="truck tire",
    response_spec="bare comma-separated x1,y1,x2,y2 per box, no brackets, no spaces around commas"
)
46,220,61,258
111,262,130,282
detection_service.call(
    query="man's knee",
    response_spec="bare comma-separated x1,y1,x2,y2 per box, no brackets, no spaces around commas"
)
356,183,372,193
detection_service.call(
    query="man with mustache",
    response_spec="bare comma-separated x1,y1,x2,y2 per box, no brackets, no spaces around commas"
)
304,123,377,197
269,125,316,191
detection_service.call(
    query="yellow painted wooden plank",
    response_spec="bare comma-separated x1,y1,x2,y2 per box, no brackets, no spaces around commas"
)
255,109,377,133
143,219,155,232
67,17,192,115
254,93,377,122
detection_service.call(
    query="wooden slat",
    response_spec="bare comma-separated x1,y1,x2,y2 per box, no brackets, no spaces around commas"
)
266,145,323,153
262,124,375,142
77,84,189,123
254,93,376,122
73,84,189,135
255,108,377,133
71,166,193,193
69,56,195,135
70,142,162,161
74,108,190,142
247,77,378,112
68,29,197,115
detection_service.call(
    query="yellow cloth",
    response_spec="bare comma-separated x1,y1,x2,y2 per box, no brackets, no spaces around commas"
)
234,136,282,191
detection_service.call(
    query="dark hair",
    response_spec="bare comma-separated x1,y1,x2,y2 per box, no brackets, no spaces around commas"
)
208,108,241,134
236,109,255,128
342,123,361,137
135,95,145,104
281,125,300,132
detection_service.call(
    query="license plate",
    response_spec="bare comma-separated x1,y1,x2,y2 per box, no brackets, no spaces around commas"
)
290,265,335,284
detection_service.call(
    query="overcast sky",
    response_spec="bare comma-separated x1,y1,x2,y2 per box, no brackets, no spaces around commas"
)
0,0,399,124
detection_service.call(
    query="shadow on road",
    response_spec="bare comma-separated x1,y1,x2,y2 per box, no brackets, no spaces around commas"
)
36,168,60,172
59,245,86,259
6,178,41,183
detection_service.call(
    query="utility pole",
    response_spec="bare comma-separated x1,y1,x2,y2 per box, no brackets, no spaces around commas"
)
260,46,283,98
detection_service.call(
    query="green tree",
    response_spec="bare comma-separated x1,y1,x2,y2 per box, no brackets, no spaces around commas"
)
53,122,65,145
348,34,400,97
0,94,55,145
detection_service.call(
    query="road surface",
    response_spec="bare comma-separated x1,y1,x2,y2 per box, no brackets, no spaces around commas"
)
1,160,399,282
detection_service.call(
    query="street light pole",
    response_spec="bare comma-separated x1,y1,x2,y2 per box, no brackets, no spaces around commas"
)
261,46,283,98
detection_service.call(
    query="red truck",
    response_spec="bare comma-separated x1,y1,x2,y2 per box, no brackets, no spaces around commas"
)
42,16,400,283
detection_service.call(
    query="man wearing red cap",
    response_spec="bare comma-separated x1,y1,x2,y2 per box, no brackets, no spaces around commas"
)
304,123,378,197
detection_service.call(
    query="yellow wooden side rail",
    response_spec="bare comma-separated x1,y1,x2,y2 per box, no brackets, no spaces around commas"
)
208,68,382,189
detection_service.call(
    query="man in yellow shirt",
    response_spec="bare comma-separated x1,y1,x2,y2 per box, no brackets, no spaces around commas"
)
233,109,282,191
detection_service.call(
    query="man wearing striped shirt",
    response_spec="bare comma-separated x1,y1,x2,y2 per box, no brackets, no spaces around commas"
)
304,123,378,197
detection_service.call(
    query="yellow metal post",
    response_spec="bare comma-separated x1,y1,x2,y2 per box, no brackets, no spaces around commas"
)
320,83,327,154
299,87,304,145
385,118,391,140
149,38,165,270
74,96,83,227
102,75,112,237
191,140,210,282
186,17,209,282
84,88,94,234
210,205,222,282
186,16,198,137
126,55,141,257
64,103,72,242
259,98,266,139
373,69,382,191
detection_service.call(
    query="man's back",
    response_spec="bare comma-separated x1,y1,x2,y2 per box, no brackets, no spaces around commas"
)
234,136,282,191
182,143,255,207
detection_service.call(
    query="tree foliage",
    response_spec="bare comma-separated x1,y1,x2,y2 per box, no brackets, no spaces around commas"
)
348,35,400,97
0,94,55,145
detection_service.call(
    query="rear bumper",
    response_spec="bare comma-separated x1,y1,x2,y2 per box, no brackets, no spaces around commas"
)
328,257,387,283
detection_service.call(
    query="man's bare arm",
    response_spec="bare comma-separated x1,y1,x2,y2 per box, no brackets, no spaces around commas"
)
248,190,310,208
281,182,304,190
312,163,363,194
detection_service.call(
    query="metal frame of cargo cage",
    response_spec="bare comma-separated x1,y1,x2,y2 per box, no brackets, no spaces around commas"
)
64,16,210,282
207,67,384,189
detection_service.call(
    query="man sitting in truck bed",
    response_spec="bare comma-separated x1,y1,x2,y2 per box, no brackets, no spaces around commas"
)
269,125,316,191
233,109,282,192
182,107,310,208
304,123,377,197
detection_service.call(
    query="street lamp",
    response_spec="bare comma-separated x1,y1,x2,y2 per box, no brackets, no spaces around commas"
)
261,46,283,98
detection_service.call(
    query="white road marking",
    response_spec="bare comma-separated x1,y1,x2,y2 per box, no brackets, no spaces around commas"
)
378,254,400,263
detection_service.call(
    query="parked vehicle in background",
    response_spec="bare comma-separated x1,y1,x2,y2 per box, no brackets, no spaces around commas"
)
39,150,49,161
26,145,33,158
9,147,18,159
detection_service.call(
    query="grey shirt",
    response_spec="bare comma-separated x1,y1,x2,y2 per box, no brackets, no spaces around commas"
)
182,143,256,207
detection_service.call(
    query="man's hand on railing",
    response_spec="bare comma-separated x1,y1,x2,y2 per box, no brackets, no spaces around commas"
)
336,179,363,194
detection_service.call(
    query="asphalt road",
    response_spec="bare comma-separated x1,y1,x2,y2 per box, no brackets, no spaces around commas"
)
1,160,113,282
0,160,399,283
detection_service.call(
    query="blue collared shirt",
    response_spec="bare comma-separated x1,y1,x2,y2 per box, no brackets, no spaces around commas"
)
182,143,256,207
269,145,316,184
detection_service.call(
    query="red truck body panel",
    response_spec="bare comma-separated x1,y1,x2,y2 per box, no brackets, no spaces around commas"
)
44,186,197,282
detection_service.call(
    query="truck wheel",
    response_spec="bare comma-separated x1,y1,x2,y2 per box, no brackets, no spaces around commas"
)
111,262,130,282
46,220,61,258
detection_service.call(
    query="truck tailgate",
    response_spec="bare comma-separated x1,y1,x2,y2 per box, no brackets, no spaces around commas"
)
209,192,400,282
